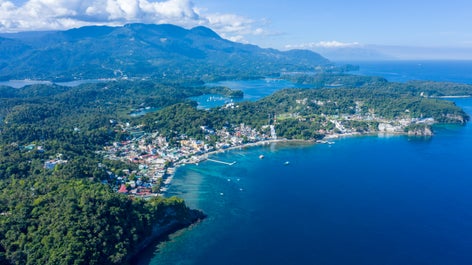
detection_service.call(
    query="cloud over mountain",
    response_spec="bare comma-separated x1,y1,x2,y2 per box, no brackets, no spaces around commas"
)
0,0,261,42
286,41,361,49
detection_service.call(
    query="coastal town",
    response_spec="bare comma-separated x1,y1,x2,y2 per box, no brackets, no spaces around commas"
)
98,100,438,198
99,119,277,197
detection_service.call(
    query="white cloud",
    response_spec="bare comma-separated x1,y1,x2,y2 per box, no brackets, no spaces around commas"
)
0,0,263,43
205,13,254,34
253,28,265,35
226,35,247,43
1,1,16,12
315,41,361,48
286,41,361,50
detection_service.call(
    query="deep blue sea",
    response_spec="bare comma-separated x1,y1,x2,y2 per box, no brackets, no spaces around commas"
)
138,61,472,265
344,60,472,84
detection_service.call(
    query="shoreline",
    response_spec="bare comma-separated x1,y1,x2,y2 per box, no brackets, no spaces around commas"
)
129,209,206,265
431,95,472,99
160,129,437,193
172,138,310,166
169,134,363,175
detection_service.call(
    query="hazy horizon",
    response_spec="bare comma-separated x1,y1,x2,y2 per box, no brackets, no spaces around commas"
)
1,0,471,60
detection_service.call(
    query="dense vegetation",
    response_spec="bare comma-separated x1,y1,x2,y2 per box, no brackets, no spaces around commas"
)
1,72,471,264
0,177,201,265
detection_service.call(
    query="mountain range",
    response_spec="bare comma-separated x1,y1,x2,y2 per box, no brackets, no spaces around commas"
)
0,23,329,81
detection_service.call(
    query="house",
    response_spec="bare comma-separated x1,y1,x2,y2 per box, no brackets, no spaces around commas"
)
118,184,128,193
43,159,68,170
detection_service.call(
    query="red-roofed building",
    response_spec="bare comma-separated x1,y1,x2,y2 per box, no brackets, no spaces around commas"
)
118,184,128,193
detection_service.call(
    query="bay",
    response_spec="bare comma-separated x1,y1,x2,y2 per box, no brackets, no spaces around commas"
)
192,78,311,109
138,61,472,265
191,78,301,109
190,94,236,110
206,78,303,101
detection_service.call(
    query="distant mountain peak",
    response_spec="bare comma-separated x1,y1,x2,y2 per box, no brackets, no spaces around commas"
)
62,25,115,40
190,26,221,39
123,23,189,38
0,23,329,81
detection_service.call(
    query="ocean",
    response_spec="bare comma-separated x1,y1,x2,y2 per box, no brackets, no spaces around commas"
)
137,61,472,265
343,60,472,84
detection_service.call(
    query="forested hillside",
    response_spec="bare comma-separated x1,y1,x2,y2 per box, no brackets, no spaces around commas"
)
0,23,329,81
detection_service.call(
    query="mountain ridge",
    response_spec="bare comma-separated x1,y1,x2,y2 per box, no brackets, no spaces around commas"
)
0,23,329,81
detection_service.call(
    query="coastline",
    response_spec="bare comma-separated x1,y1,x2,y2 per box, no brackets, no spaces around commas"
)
129,209,206,265
189,131,412,160
161,127,439,190
433,95,472,99
171,139,311,168
200,138,305,156
165,132,408,184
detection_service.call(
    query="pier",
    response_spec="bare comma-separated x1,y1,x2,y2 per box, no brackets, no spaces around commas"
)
206,158,237,166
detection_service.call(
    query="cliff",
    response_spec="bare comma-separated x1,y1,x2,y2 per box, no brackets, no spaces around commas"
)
406,124,434,136
128,208,206,264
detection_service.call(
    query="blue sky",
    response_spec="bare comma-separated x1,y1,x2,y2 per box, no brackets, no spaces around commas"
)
198,0,472,47
1,0,471,59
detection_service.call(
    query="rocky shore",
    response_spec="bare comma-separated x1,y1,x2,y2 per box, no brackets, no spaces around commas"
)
128,208,206,265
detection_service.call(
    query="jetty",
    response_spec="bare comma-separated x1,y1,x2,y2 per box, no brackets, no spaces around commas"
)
206,158,237,166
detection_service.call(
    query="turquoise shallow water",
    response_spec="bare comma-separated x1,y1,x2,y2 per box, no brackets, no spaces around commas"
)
137,61,472,265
